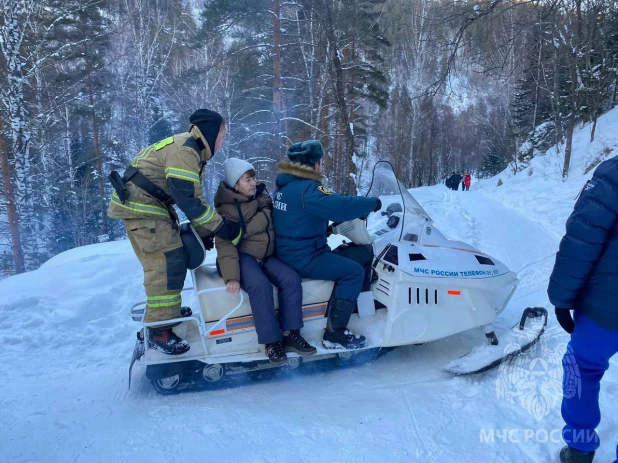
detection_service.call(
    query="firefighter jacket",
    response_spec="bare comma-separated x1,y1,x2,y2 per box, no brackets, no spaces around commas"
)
108,127,223,237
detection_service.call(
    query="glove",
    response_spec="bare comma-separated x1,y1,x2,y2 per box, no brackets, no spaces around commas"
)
215,217,244,245
555,308,575,334
201,235,214,251
372,197,382,213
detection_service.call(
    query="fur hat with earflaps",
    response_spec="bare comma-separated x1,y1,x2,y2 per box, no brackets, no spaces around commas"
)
286,140,324,166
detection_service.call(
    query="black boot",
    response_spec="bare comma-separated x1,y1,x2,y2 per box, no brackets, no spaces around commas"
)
148,328,190,355
322,298,367,349
326,299,355,331
323,329,366,350
560,446,595,463
265,341,288,366
283,329,317,356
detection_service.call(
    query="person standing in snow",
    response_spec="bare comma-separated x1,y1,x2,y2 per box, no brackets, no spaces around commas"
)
108,109,243,356
547,157,618,463
446,174,454,190
450,172,457,190
453,171,463,191
463,173,472,191
215,158,316,365
272,140,381,350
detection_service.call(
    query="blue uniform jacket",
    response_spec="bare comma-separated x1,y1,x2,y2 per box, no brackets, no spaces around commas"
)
272,161,378,272
547,156,618,331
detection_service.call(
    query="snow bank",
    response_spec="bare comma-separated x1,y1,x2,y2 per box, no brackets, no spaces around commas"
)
475,106,618,240
0,240,142,357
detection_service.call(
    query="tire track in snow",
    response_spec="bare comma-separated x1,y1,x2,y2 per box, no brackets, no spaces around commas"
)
417,188,482,251
456,190,558,275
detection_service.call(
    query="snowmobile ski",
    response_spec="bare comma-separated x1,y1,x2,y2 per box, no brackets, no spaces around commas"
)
443,307,548,375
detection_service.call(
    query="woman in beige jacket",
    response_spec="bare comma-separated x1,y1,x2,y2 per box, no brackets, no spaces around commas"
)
215,158,316,365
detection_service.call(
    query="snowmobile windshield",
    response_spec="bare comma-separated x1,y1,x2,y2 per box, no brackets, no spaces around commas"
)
365,161,431,241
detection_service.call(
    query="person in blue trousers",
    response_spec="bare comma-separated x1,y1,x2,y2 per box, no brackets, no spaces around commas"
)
548,156,618,463
272,140,381,350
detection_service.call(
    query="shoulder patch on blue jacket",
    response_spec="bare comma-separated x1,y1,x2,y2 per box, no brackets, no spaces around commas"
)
317,185,333,195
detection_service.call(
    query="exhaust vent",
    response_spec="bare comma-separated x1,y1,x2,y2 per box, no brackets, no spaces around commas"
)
409,253,426,262
475,255,495,266
377,278,391,297
409,287,439,305
383,245,399,266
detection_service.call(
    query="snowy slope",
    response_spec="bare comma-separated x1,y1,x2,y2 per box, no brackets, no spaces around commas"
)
2,111,618,462
476,106,618,241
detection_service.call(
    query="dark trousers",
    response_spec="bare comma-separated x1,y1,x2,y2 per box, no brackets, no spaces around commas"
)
299,244,373,302
561,313,618,458
300,250,364,303
331,243,374,292
239,253,303,344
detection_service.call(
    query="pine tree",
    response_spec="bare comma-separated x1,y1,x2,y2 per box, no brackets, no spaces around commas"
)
479,150,508,178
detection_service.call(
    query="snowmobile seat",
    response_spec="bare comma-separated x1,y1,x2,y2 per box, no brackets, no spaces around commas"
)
194,264,335,322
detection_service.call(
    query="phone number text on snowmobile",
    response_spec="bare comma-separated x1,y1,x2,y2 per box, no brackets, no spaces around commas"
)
413,268,501,277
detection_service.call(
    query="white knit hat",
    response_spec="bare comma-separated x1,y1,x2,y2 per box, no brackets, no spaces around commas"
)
223,158,255,188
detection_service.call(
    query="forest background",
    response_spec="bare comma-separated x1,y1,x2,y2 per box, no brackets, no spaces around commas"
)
1,0,617,275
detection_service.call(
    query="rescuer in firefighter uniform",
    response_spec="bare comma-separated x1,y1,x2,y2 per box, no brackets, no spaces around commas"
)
108,109,242,355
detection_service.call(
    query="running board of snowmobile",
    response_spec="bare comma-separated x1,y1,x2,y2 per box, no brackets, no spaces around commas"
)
442,307,548,375
129,335,145,390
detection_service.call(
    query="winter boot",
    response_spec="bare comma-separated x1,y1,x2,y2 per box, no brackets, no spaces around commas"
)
265,341,288,366
148,328,190,355
326,298,355,331
323,329,367,350
283,329,317,356
560,446,595,463
322,298,366,349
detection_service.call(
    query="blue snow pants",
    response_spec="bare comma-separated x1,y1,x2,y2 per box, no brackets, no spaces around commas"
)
561,312,618,460
239,253,303,345
299,249,365,302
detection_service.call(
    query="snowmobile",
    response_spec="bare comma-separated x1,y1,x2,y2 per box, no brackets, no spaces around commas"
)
128,161,547,394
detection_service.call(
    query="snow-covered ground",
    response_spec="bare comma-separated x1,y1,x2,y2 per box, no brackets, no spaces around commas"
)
2,109,618,462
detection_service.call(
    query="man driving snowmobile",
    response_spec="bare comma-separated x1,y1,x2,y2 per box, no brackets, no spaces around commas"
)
272,140,381,350
108,109,242,356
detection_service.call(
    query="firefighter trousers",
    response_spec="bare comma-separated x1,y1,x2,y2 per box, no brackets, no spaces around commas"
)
124,218,187,326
